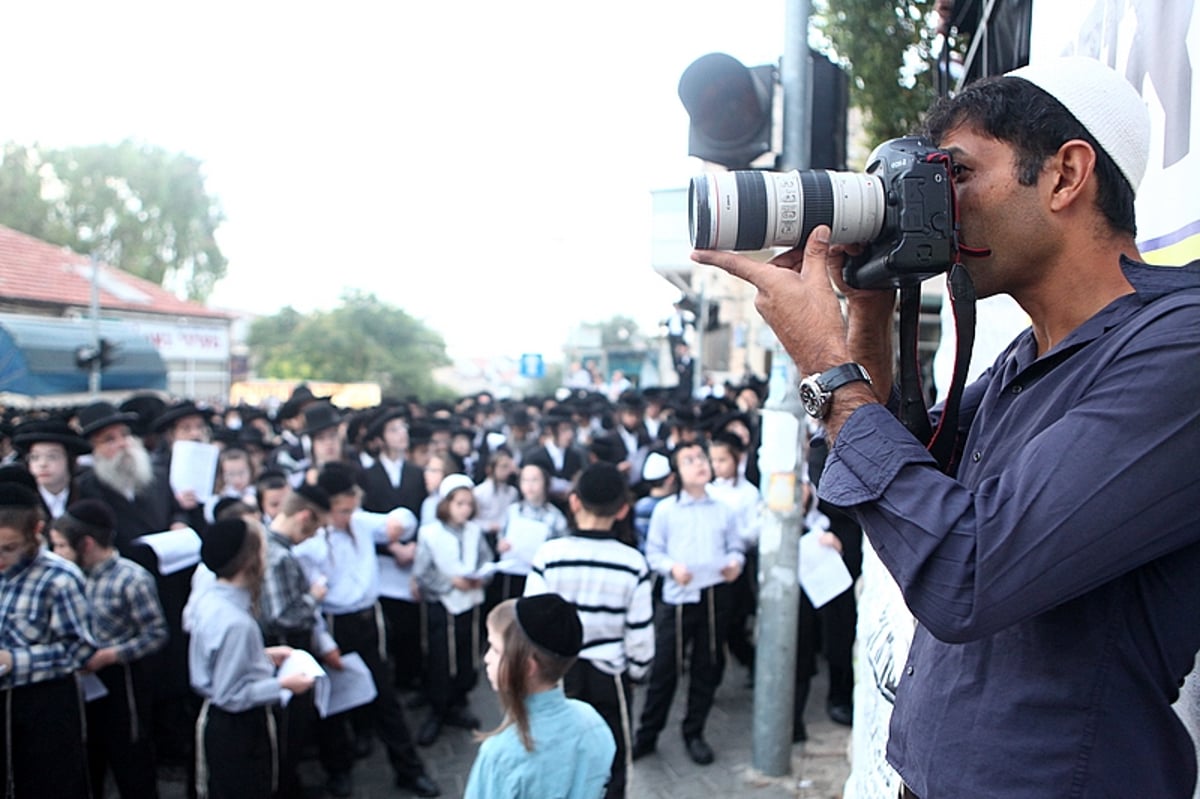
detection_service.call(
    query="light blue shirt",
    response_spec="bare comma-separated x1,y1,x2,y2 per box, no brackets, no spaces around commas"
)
645,487,744,605
464,686,615,799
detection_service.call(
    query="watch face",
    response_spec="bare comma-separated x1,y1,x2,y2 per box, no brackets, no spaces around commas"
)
799,378,827,418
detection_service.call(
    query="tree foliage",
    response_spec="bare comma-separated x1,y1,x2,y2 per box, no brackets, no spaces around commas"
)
248,291,453,400
0,140,227,302
815,0,943,147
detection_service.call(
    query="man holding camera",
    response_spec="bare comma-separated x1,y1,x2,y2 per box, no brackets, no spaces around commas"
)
695,57,1200,797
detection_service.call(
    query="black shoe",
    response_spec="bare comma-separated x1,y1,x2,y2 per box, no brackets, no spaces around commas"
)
325,770,353,798
684,736,715,765
630,737,656,761
417,716,442,747
397,772,442,797
792,722,808,743
444,708,480,729
827,703,854,727
353,734,374,759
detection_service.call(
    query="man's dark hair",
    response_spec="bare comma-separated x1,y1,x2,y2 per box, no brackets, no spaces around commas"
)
922,74,1137,237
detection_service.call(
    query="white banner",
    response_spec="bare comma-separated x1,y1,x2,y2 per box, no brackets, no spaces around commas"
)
125,320,230,361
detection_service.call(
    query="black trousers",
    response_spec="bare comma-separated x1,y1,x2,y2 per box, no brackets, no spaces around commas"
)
423,602,480,719
328,605,426,781
197,703,274,799
563,660,631,799
636,584,731,743
379,596,423,691
88,660,159,799
0,676,89,798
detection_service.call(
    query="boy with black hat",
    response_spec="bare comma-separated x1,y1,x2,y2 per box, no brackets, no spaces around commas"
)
0,482,95,797
12,415,91,520
258,482,343,797
524,462,654,799
293,462,440,798
189,517,315,799
52,498,169,798
466,594,616,799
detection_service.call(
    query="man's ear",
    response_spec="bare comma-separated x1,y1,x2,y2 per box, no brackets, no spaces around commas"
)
1048,139,1098,213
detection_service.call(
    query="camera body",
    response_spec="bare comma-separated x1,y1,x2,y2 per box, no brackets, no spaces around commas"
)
688,136,957,289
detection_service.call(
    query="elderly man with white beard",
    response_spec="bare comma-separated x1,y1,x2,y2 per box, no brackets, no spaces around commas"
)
73,400,199,778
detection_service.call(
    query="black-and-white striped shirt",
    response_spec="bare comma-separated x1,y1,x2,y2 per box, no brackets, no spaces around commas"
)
525,530,654,680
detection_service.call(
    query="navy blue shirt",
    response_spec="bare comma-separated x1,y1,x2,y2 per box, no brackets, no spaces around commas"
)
821,258,1200,797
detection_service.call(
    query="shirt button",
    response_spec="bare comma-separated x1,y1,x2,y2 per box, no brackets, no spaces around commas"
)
972,451,982,463
1011,384,1023,394
906,665,914,676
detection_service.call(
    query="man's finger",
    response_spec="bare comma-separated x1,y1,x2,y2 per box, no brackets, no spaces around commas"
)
691,249,759,282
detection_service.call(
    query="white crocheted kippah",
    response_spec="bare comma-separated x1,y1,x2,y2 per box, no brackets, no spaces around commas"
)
1006,57,1150,194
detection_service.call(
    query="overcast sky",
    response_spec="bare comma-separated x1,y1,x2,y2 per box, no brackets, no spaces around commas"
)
4,1,790,361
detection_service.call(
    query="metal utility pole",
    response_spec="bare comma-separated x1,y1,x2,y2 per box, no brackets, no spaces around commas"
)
89,254,102,396
752,0,810,779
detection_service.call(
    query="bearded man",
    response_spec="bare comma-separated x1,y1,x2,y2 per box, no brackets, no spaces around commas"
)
74,400,197,774
75,402,186,552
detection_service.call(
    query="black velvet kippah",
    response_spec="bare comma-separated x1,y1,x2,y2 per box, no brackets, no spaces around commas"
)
317,462,360,497
515,593,583,658
65,499,116,533
574,462,625,506
294,482,332,511
0,481,39,509
201,518,248,573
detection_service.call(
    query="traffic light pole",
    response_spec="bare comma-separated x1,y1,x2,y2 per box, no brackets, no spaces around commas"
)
751,0,811,779
89,254,102,396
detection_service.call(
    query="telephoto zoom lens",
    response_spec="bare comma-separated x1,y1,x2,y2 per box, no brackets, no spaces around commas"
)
689,169,885,252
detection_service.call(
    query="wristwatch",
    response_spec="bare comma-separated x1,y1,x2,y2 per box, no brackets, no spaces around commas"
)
799,363,872,419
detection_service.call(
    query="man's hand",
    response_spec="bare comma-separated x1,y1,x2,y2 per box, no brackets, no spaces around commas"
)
451,576,484,591
0,649,14,677
265,646,293,667
721,560,743,583
670,563,693,586
692,226,852,375
85,647,120,673
279,672,314,695
388,540,416,567
321,648,344,671
309,579,328,603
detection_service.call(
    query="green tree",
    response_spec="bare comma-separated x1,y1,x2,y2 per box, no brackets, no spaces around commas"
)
248,291,453,400
0,139,227,302
815,0,944,147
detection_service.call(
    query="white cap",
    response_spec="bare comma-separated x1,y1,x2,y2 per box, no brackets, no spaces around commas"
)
641,452,671,482
439,473,475,497
1006,57,1150,194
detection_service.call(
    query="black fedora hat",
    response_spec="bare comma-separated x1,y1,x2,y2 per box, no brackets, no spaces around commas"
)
301,401,342,437
152,400,209,434
78,401,141,439
12,417,92,457
366,406,409,442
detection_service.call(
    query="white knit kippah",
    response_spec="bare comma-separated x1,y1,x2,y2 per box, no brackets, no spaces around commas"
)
1006,57,1150,194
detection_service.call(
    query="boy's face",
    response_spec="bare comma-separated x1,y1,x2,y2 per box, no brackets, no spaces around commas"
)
49,529,78,564
0,525,37,571
259,486,287,520
484,623,504,692
676,443,710,489
709,446,738,480
676,445,712,490
27,442,70,491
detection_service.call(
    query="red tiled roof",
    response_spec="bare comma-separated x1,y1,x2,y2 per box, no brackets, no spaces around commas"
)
0,224,228,319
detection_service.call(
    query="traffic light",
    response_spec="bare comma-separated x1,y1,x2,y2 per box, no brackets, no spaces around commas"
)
678,50,848,171
678,53,776,170
75,338,120,370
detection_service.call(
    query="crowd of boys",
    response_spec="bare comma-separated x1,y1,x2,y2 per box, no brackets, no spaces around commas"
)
0,376,858,797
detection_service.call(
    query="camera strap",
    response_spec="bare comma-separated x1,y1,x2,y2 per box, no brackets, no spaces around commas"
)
896,266,976,474
926,264,976,472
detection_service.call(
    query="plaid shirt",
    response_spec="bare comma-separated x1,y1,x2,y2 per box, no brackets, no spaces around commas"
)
85,553,168,664
259,530,336,657
0,550,95,686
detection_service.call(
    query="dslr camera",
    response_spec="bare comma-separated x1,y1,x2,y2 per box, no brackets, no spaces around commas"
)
688,136,958,289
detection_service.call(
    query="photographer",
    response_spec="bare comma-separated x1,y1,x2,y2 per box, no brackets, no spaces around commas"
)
693,57,1200,797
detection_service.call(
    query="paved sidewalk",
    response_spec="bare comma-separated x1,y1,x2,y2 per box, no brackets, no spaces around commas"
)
158,662,851,798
